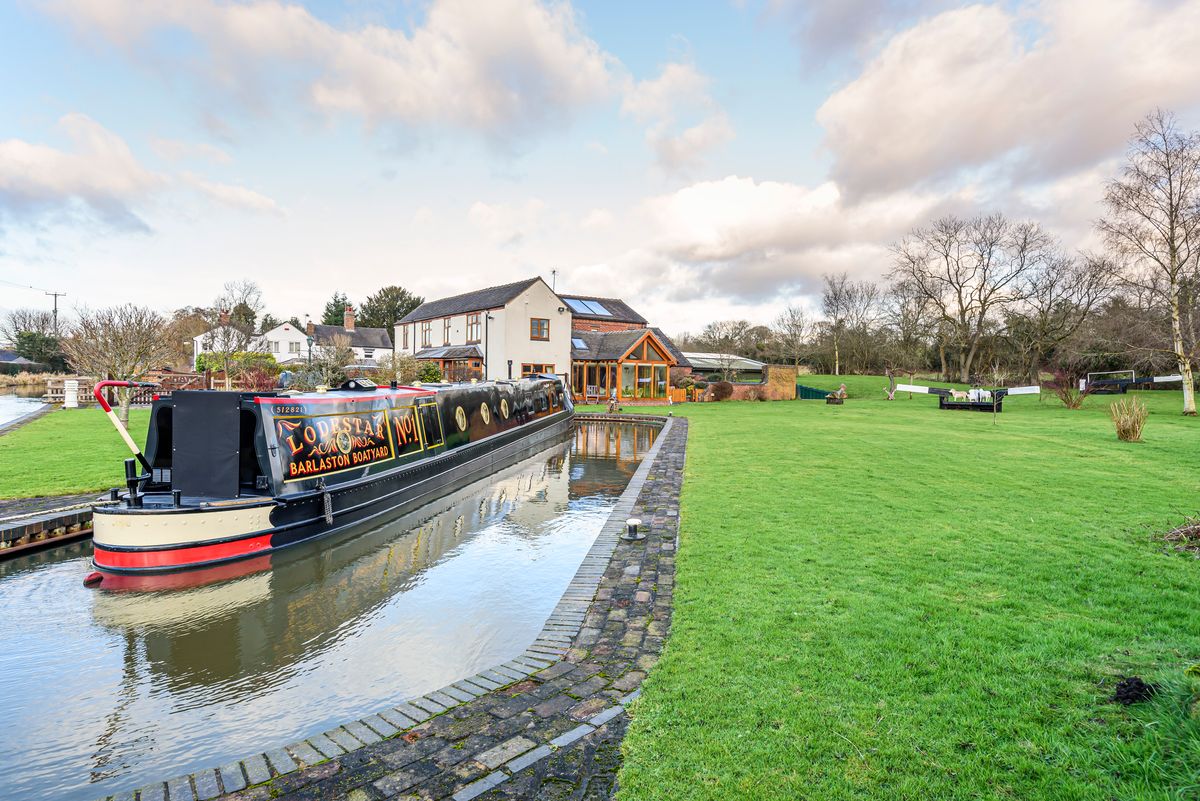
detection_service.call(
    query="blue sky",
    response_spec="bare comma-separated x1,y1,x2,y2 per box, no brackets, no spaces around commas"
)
3,0,1200,334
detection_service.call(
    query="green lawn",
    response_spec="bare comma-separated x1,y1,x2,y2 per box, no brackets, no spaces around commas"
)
611,376,1200,801
0,408,150,498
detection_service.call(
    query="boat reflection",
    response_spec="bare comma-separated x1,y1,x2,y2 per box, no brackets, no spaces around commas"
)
89,440,573,688
0,421,661,801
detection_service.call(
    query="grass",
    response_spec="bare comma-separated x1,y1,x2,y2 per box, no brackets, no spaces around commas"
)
604,375,1200,801
0,408,151,498
2,385,1199,797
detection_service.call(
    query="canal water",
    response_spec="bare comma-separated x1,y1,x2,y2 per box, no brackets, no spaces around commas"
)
0,386,45,427
0,421,657,801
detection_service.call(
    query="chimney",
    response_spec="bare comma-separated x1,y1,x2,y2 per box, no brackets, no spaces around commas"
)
218,309,230,327
344,304,355,332
306,319,314,336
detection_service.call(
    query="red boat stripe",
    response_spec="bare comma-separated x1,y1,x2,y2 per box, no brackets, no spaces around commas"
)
93,533,274,570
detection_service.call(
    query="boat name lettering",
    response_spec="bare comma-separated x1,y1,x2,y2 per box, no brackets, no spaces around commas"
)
271,407,396,481
390,407,422,451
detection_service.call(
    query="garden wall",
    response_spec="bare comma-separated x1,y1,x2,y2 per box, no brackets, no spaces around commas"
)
702,365,798,401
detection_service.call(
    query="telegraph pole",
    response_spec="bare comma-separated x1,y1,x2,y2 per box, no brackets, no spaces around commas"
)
45,291,66,335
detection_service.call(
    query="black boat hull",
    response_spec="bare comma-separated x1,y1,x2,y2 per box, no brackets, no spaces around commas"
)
93,410,572,574
92,376,573,576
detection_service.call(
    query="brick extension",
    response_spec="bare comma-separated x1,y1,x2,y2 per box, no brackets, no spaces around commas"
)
101,414,686,801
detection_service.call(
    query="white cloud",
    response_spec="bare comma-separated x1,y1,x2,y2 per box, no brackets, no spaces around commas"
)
411,206,435,227
817,0,1200,197
0,114,282,231
46,0,616,143
468,198,547,246
622,61,733,171
0,113,164,229
580,208,613,229
150,137,232,164
765,0,953,67
180,172,282,214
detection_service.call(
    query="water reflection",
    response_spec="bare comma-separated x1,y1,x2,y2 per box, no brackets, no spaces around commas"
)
0,422,655,801
0,388,44,426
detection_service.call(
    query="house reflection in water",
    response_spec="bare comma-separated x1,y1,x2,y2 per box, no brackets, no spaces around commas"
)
569,421,658,497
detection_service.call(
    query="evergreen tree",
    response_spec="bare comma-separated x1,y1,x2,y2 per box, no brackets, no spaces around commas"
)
322,292,350,325
15,331,67,371
359,286,424,343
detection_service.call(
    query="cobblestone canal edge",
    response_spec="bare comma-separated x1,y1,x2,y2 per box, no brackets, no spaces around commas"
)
101,413,687,801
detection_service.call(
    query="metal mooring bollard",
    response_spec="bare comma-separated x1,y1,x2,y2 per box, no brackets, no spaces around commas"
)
622,517,645,541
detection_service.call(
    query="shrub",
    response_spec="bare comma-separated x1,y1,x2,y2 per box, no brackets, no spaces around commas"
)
238,365,280,392
376,352,421,385
1047,370,1089,410
417,362,443,382
196,350,280,376
710,381,733,401
1111,398,1147,442
693,380,708,390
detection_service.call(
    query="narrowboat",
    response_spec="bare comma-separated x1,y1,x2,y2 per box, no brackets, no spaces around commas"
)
89,375,573,579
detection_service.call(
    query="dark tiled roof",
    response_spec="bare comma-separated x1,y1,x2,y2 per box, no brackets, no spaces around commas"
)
570,328,689,367
571,329,643,361
0,352,38,365
311,324,392,350
398,278,542,324
559,294,647,324
414,345,484,360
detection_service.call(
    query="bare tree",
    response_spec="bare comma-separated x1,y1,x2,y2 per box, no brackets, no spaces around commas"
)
881,278,934,377
821,273,878,375
316,333,355,387
0,308,55,343
696,320,753,380
773,305,810,368
60,305,175,424
201,280,265,389
1098,109,1200,414
1006,252,1115,383
891,213,1048,383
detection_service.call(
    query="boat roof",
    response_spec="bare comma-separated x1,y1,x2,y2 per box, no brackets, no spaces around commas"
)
255,386,434,404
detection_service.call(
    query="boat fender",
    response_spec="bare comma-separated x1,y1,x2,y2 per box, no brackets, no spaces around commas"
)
83,571,104,587
317,478,333,525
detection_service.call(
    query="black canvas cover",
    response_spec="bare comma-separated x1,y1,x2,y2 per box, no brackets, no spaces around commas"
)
173,392,242,499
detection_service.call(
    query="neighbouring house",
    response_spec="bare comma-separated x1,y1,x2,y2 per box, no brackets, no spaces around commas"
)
396,277,571,382
397,276,689,399
0,349,39,368
682,352,766,379
193,306,391,369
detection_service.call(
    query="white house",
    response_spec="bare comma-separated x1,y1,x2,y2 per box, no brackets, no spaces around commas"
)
395,277,572,382
194,306,392,369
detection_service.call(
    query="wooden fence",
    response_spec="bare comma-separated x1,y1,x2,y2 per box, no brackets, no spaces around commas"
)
44,372,209,405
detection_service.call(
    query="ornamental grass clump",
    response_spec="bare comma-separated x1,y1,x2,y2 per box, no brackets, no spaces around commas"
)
1110,397,1148,442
